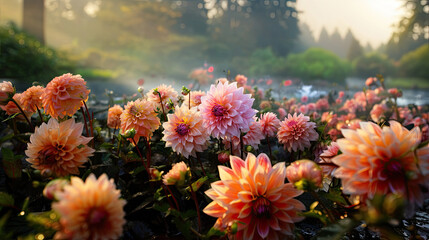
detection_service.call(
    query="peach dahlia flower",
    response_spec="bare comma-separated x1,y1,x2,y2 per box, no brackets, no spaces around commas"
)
52,174,126,240
183,90,206,108
25,118,94,177
107,105,123,129
120,98,161,143
21,85,44,112
1,93,33,121
277,113,319,152
147,84,178,110
42,73,90,119
162,161,190,186
162,105,209,158
204,153,305,240
286,160,323,191
199,82,256,138
332,121,429,215
0,81,15,105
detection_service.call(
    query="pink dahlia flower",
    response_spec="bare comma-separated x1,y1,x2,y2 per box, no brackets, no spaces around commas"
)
0,81,15,105
370,103,389,122
183,90,206,108
332,121,429,216
147,84,178,110
203,153,305,239
277,113,319,152
223,118,265,154
25,118,94,177
42,73,90,119
107,105,123,129
120,99,161,143
278,107,287,120
259,112,281,137
162,105,209,158
52,174,126,240
319,142,340,177
21,86,44,112
286,159,323,191
199,82,256,138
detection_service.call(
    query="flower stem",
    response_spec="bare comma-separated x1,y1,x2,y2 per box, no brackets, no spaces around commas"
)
83,101,94,148
266,135,272,159
189,182,202,232
158,92,167,121
240,131,244,159
188,91,191,110
11,98,33,131
36,105,44,124
196,152,206,176
144,138,152,169
131,138,149,175
80,107,89,136
310,191,336,223
164,184,180,211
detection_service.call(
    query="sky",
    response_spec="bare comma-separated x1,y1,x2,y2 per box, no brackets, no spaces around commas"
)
296,0,407,47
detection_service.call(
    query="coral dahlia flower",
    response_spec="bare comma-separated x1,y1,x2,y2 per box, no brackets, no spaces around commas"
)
52,174,126,240
25,118,94,177
332,121,429,215
147,84,178,110
235,74,248,87
277,113,319,152
286,159,323,191
1,93,33,121
42,73,90,119
259,112,281,138
120,99,160,143
21,85,44,112
203,153,305,239
107,105,123,129
199,82,256,138
162,105,209,158
223,118,265,154
162,161,190,186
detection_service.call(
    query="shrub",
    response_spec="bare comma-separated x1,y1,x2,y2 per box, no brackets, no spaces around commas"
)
353,52,395,77
282,48,351,83
399,44,429,79
0,22,74,83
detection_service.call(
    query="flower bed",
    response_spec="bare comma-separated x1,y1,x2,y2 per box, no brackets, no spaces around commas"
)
0,74,428,239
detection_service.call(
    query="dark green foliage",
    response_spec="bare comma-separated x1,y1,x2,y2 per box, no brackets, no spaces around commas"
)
283,48,351,82
399,44,429,79
0,23,74,83
353,52,395,77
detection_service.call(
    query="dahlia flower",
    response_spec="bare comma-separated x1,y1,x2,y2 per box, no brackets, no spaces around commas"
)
183,90,206,108
43,179,69,200
278,108,287,120
107,105,123,129
319,142,340,177
258,112,280,137
120,98,161,143
147,84,178,110
25,118,94,177
0,81,15,105
42,73,90,119
21,86,44,112
199,82,256,138
52,174,126,240
332,121,429,215
203,153,305,239
286,159,323,191
162,105,209,158
223,118,265,154
277,113,319,152
162,161,190,186
370,103,388,122
235,74,248,87
1,93,33,121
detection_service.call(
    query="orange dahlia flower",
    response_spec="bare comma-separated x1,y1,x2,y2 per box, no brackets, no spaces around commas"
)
332,121,429,215
107,105,123,129
204,153,305,239
21,85,44,112
162,105,209,158
25,118,94,177
52,174,126,240
42,73,90,119
120,98,160,143
1,93,33,121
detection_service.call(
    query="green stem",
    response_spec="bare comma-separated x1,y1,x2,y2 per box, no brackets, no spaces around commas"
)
11,98,33,131
189,182,202,232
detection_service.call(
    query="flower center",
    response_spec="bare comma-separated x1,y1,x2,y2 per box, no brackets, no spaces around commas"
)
38,147,58,166
176,123,190,136
287,120,297,127
212,104,226,117
253,197,271,219
385,160,404,178
88,208,108,227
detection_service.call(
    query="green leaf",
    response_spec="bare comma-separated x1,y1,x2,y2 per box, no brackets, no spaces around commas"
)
206,227,226,238
1,113,20,122
0,192,14,208
316,218,360,240
0,134,13,144
1,148,22,179
322,188,348,205
99,142,114,150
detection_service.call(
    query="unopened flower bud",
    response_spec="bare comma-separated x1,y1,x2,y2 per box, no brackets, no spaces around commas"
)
121,128,136,139
138,87,144,93
0,81,15,105
286,160,323,191
181,86,190,96
43,179,69,200
218,151,230,164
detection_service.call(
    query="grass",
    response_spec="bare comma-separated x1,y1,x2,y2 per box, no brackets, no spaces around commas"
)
386,77,429,89
75,68,120,81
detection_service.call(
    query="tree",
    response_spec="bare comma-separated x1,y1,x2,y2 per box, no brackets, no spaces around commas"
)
399,44,429,78
347,37,364,61
23,0,45,44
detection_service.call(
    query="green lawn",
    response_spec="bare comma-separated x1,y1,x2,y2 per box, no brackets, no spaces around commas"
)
386,77,429,89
